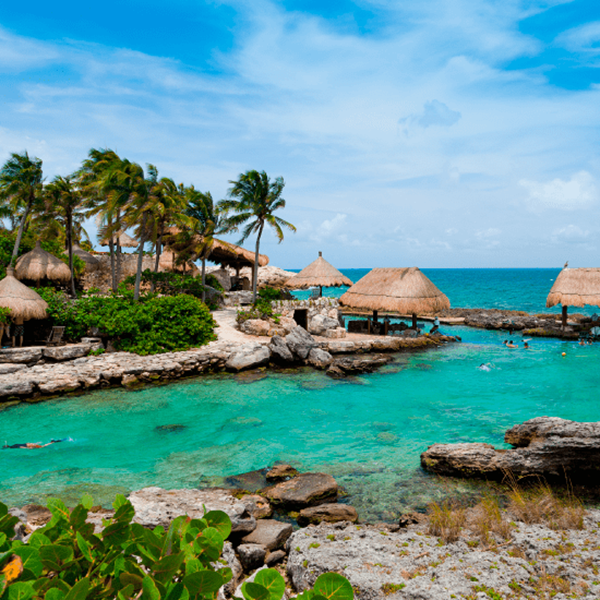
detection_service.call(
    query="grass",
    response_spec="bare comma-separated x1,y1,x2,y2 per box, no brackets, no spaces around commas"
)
381,583,405,595
426,500,465,543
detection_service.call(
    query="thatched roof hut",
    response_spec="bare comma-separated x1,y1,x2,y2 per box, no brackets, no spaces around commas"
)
73,245,100,273
285,252,352,291
547,267,600,309
15,241,71,284
340,267,450,321
99,231,138,248
0,267,48,321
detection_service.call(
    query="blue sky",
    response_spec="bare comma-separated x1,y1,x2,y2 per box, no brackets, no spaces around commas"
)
1,0,599,268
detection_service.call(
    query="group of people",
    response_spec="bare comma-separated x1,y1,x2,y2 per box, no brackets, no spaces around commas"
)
1,316,25,348
503,339,529,349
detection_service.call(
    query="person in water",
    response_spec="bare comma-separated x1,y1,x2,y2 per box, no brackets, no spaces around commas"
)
3,438,68,449
523,341,529,349
478,363,492,371
506,340,518,348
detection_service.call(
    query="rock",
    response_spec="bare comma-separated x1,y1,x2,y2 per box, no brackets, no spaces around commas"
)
43,343,92,361
268,336,294,363
236,543,267,572
323,327,346,339
216,542,243,596
285,327,317,360
279,317,297,334
326,354,391,378
20,504,52,527
0,364,27,374
421,417,600,481
226,346,271,371
398,512,425,528
121,373,140,388
262,473,338,509
308,314,340,336
324,364,345,379
128,487,256,535
266,464,298,482
306,348,333,369
0,347,43,364
240,495,273,519
240,319,271,337
297,504,358,526
265,549,286,567
0,379,33,397
38,375,81,394
241,519,293,551
211,268,232,292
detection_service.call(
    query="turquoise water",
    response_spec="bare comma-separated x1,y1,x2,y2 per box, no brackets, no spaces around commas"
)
2,324,599,520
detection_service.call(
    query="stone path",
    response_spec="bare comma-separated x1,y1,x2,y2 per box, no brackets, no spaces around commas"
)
212,309,269,345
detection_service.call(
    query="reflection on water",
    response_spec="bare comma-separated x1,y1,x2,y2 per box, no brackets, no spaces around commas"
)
1,325,599,521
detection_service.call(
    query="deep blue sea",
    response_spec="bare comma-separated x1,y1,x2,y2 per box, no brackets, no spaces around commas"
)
1,269,599,520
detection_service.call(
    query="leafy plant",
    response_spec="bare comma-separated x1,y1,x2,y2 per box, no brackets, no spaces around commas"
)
123,270,223,298
0,308,11,326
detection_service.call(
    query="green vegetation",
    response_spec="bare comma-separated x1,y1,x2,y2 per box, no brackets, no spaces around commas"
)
39,287,216,354
236,287,286,324
0,496,353,600
124,270,223,297
381,583,406,595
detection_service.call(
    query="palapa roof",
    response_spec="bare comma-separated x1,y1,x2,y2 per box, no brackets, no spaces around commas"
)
99,231,138,248
0,267,48,321
339,267,450,314
285,252,352,289
15,241,72,284
73,245,100,272
547,267,600,308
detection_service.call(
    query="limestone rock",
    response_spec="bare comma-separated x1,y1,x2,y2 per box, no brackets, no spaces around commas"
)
38,376,81,394
0,364,27,374
236,543,267,572
226,346,271,372
297,504,358,526
43,343,93,361
265,549,286,567
241,519,293,551
216,542,242,597
308,314,339,336
128,487,256,535
285,326,317,360
20,504,52,527
210,268,232,292
240,319,271,337
279,317,297,334
262,473,338,509
326,354,391,378
0,347,43,364
306,348,333,369
421,417,600,481
268,336,294,363
0,379,33,396
266,464,298,482
240,495,273,519
323,327,346,339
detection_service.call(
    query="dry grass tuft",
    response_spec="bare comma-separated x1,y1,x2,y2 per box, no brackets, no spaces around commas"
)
427,501,466,544
469,495,512,546
507,483,584,530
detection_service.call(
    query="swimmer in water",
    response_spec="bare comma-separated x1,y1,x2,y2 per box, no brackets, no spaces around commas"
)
2,438,68,449
506,340,518,348
478,363,492,371
579,339,585,346
523,341,529,349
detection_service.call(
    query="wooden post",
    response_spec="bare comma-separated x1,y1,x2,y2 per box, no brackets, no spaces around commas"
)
373,310,378,322
562,305,568,328
412,313,417,329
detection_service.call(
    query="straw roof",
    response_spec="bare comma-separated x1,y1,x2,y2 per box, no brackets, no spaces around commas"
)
99,231,138,248
0,267,48,321
285,252,352,289
339,267,450,314
73,245,100,272
547,267,600,308
15,241,72,284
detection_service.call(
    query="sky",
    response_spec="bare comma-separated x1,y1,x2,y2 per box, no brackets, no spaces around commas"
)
1,0,599,269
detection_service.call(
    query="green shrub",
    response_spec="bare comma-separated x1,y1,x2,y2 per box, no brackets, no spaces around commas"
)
123,270,223,297
0,307,11,326
0,496,353,600
236,287,284,324
38,288,217,354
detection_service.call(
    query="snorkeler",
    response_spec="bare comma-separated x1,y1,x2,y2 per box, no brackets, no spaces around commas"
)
506,340,518,348
2,438,69,449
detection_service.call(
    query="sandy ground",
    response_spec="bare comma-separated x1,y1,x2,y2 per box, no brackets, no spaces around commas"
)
211,309,269,345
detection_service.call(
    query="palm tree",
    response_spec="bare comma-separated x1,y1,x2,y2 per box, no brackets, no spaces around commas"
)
44,176,85,297
184,188,229,303
222,170,296,301
0,152,44,266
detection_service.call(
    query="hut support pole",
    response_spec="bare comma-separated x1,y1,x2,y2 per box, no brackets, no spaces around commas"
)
412,313,417,329
562,305,568,328
133,212,148,302
373,310,378,322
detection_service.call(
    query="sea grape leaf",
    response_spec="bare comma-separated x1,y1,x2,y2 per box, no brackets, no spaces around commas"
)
313,574,353,600
63,578,90,600
183,570,223,596
69,505,88,530
184,558,201,576
80,494,94,511
102,520,130,546
39,544,73,571
119,572,144,590
164,582,190,600
46,499,70,523
241,582,270,600
28,532,51,549
44,588,65,600
0,514,18,538
12,547,43,578
142,576,161,600
202,511,231,540
75,532,93,563
152,552,185,583
6,581,35,600
254,569,285,600
0,503,7,517
117,584,134,600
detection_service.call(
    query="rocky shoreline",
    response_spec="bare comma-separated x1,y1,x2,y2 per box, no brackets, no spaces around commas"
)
0,326,457,405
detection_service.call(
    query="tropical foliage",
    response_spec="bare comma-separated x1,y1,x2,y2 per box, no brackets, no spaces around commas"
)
123,270,224,298
0,496,352,600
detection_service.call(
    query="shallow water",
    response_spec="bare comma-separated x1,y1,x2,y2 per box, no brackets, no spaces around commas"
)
2,325,599,521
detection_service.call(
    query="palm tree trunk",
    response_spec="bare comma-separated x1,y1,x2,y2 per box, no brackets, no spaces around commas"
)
202,257,206,303
10,196,34,266
116,239,122,287
67,210,77,298
151,228,163,294
252,222,264,302
134,212,148,301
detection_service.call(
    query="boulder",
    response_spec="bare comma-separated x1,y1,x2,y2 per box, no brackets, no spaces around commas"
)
285,326,317,360
323,327,346,339
128,487,256,535
306,348,333,369
43,343,93,361
0,364,27,374
421,417,600,481
297,503,358,526
326,354,391,378
240,494,273,519
266,464,298,482
279,317,297,334
262,473,338,509
236,543,267,572
268,336,294,363
20,504,52,527
210,268,232,292
265,549,286,567
38,376,81,394
0,347,43,364
226,346,271,371
216,542,243,596
240,319,271,337
241,519,293,551
308,314,340,336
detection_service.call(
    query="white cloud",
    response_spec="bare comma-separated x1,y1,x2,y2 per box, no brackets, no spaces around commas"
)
399,100,461,135
309,213,347,243
551,224,590,244
520,171,598,211
556,21,600,56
